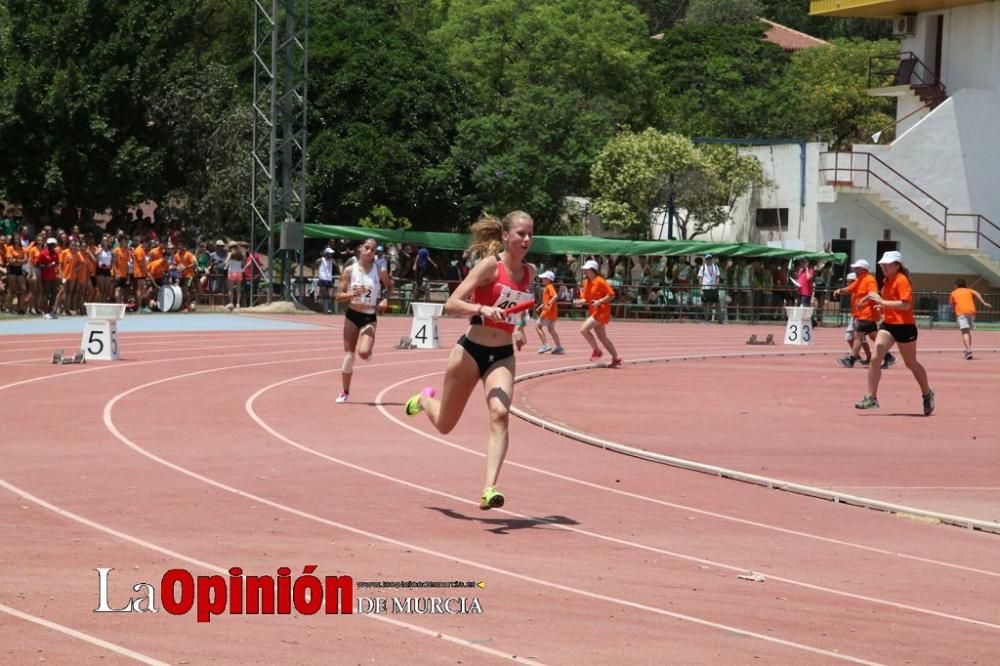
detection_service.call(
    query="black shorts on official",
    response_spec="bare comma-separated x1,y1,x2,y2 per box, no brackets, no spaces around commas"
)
856,319,878,334
879,322,918,344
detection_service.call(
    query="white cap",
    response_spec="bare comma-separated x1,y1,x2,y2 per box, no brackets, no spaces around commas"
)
849,259,870,270
539,270,555,281
846,272,856,281
878,250,903,265
45,237,58,245
582,259,600,272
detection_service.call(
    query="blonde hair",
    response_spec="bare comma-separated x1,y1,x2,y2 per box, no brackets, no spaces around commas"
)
464,210,533,261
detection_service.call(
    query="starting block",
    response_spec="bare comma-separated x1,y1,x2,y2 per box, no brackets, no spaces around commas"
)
52,349,86,364
745,334,774,346
394,337,415,350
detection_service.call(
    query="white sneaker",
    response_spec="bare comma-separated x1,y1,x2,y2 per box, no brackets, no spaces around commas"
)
336,392,349,403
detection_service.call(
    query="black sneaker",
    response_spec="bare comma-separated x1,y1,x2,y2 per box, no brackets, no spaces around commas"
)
859,358,871,366
963,351,973,360
881,353,897,370
855,395,879,410
837,356,856,368
922,387,935,416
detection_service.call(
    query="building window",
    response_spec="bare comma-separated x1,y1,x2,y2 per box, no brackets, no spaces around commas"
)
755,208,788,229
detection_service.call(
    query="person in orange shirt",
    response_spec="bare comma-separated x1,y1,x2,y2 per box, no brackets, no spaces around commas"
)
832,259,891,368
75,240,94,312
533,270,564,354
173,242,197,310
26,235,43,314
4,236,28,314
573,259,621,367
855,251,933,415
132,239,149,311
111,237,130,303
949,277,991,360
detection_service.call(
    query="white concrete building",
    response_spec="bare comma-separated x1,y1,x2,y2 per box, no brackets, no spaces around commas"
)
806,0,1000,288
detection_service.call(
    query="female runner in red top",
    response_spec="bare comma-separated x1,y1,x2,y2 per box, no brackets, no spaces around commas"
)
405,211,534,510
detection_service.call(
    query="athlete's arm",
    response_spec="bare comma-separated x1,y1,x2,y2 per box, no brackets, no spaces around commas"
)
335,266,358,304
445,255,498,319
973,290,991,308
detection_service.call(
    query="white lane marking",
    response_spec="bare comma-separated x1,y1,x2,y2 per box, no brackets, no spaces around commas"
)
0,480,544,666
96,361,883,664
0,602,170,666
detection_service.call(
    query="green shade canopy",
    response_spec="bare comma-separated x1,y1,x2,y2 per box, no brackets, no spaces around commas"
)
303,224,846,264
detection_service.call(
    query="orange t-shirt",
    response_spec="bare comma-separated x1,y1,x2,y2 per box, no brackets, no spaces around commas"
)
75,251,91,282
148,246,163,262
880,272,915,325
539,283,558,321
112,246,130,278
949,288,977,317
147,257,167,280
847,273,878,321
4,243,26,267
26,244,40,270
133,245,147,278
581,276,614,325
84,248,97,278
174,250,196,278
59,249,75,281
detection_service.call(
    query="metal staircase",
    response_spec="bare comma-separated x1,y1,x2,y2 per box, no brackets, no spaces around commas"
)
820,151,1000,283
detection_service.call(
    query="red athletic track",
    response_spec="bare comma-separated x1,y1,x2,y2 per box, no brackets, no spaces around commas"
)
1,315,999,665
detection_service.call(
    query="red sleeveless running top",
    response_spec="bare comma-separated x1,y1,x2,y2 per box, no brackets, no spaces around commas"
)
471,257,533,333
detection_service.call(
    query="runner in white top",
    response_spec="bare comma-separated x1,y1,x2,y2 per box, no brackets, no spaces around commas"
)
335,238,393,403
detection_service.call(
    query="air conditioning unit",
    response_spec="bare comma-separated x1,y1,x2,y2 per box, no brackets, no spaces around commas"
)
892,14,916,37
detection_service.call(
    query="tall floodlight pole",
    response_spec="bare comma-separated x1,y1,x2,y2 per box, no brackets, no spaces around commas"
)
251,0,308,305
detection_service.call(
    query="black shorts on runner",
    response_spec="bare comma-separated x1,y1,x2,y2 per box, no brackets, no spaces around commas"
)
879,322,918,343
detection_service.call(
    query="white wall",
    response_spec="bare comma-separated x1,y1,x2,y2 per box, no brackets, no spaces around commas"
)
818,193,972,276
900,2,998,93
711,143,826,249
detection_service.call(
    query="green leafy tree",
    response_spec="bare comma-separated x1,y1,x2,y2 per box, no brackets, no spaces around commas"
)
360,204,412,230
0,0,205,217
649,23,789,138
589,129,699,238
683,0,763,25
770,38,897,148
590,129,767,240
307,0,465,230
625,0,689,34
432,0,659,232
674,144,768,239
760,0,891,41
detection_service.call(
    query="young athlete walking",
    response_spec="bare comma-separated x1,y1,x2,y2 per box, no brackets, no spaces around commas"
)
405,212,534,510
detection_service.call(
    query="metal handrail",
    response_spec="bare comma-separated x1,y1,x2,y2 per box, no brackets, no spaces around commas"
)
820,152,1000,254
869,51,944,90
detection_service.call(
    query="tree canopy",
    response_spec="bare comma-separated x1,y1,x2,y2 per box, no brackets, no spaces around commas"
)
0,0,893,240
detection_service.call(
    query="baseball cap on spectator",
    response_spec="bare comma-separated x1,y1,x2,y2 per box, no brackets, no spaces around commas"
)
877,250,903,265
704,253,713,259
45,237,57,245
215,240,225,247
539,270,555,281
582,259,600,272
849,259,871,271
323,247,334,254
376,245,384,252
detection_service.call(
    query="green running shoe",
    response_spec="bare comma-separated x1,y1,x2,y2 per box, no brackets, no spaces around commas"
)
479,486,505,510
405,387,435,416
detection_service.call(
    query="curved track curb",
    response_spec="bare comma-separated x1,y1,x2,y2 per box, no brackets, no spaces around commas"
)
511,348,1000,535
